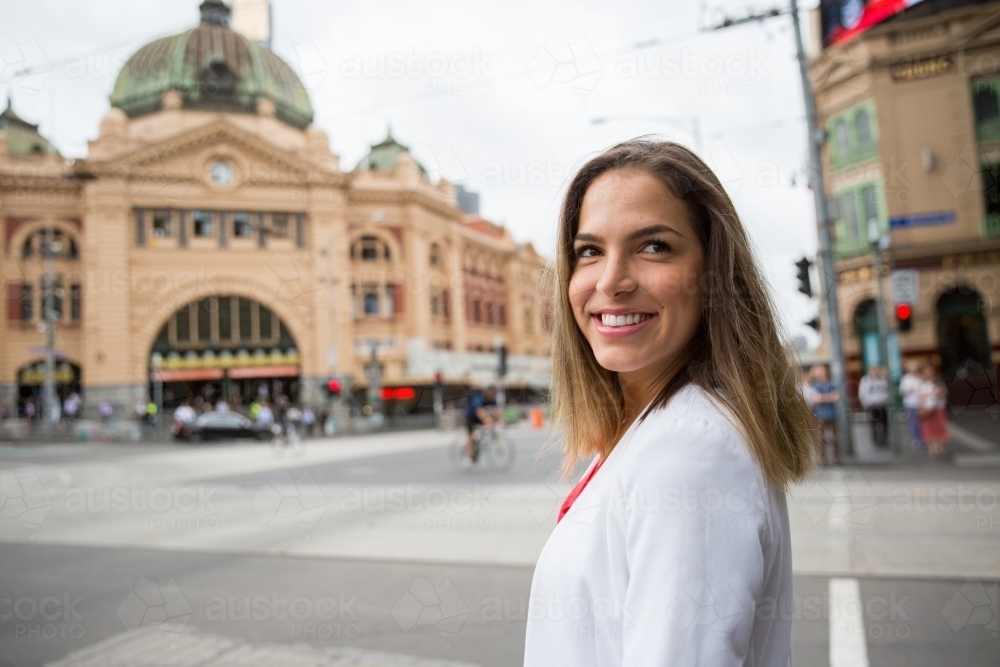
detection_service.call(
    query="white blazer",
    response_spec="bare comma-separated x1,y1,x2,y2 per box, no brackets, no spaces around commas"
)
524,383,793,667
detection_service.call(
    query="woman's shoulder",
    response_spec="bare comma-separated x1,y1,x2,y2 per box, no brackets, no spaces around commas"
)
621,383,760,480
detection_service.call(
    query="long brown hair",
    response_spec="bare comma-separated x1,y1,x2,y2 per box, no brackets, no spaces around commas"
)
551,138,816,490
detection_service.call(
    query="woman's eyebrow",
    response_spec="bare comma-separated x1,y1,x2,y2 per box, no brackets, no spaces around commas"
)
626,224,683,241
575,224,683,244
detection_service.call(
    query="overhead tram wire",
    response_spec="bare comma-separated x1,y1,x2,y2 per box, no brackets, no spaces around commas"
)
0,25,192,84
326,28,708,122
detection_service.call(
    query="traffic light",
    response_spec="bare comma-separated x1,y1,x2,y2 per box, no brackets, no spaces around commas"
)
795,257,813,297
326,379,341,397
498,344,508,378
896,303,913,332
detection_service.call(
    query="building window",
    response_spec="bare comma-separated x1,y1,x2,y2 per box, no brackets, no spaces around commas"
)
524,307,533,334
193,211,214,237
828,101,879,170
363,284,380,316
973,79,1000,144
834,180,886,256
352,235,390,261
834,119,850,162
472,299,481,323
8,283,33,321
152,209,172,237
176,304,191,341
271,213,289,239
841,190,860,245
430,293,441,317
982,162,1000,237
498,304,506,327
855,110,872,150
70,284,81,322
485,301,494,325
21,229,78,260
861,185,878,234
429,243,441,267
233,212,253,238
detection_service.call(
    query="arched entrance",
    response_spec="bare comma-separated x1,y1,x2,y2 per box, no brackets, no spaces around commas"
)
937,287,992,382
16,360,81,419
149,295,300,412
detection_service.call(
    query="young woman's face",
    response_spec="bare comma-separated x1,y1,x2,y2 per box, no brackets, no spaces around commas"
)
569,169,705,382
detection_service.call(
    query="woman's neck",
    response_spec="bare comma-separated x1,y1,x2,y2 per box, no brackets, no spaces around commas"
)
618,356,688,424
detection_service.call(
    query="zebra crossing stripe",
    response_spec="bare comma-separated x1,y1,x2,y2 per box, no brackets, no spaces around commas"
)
829,577,870,667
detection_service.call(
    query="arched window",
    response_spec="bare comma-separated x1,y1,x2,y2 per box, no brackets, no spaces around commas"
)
429,243,442,267
21,228,78,260
834,119,850,160
351,235,390,261
855,109,872,149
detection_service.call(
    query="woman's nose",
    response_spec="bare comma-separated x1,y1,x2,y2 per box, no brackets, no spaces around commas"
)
595,254,635,296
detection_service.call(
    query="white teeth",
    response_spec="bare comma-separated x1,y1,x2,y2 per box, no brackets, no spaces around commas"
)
600,313,650,327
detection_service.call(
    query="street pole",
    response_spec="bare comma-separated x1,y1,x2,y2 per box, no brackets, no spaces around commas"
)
709,1,854,457
788,0,853,457
869,223,899,454
41,226,58,437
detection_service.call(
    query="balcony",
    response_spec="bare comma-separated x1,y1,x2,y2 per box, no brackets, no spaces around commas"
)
830,141,879,172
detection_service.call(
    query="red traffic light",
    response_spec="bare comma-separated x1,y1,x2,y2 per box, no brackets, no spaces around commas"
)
896,303,911,319
326,379,341,395
381,386,416,401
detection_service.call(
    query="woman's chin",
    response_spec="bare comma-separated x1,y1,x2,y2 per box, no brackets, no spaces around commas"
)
593,351,655,376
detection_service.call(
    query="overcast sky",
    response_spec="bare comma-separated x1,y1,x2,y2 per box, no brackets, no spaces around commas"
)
1,0,823,345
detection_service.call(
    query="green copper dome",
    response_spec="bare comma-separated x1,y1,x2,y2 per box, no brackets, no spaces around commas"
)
355,132,428,176
109,0,314,129
0,97,59,156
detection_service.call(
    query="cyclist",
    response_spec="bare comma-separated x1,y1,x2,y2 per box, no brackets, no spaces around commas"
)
464,385,502,466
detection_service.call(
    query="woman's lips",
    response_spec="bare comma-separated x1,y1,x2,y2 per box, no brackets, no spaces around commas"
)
591,313,656,338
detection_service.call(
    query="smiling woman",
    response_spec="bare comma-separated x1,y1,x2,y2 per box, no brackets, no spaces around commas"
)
524,139,818,666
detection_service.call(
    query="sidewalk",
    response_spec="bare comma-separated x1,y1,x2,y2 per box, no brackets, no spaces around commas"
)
845,409,998,465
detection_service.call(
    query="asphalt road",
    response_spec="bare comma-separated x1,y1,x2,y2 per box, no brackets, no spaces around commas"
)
2,430,998,667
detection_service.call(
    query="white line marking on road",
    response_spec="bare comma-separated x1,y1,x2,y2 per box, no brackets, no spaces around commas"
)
829,577,869,667
948,422,998,453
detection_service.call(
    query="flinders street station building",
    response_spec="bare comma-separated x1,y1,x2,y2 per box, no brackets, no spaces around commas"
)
0,0,551,418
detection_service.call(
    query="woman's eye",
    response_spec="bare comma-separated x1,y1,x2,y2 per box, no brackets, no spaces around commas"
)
574,245,600,259
639,240,671,254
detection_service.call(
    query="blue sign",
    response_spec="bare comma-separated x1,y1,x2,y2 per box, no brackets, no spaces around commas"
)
889,210,956,229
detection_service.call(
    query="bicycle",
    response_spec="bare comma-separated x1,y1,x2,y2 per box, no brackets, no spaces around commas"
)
450,424,516,472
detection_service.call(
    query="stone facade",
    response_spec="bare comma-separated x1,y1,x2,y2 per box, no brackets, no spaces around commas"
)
0,3,550,418
810,0,1000,397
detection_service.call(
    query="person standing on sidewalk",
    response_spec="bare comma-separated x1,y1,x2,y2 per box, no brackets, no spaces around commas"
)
918,365,949,459
524,140,816,667
899,360,925,451
810,364,841,464
859,364,890,448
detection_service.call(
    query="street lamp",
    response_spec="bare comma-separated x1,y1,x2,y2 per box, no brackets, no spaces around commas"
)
591,114,703,154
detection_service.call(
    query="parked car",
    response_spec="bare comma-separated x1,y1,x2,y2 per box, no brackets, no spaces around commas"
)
172,412,277,442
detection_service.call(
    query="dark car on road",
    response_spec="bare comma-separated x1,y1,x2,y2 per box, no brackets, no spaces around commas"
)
172,412,277,442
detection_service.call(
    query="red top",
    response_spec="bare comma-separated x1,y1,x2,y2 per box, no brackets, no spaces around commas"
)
557,456,605,523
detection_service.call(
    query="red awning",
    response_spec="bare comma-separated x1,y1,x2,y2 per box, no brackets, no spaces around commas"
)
151,369,225,382
228,365,299,379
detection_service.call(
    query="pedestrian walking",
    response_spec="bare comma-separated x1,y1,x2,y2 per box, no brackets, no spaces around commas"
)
301,407,315,438
858,365,890,448
899,360,925,450
809,364,841,464
918,365,949,459
523,139,815,666
99,400,113,423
